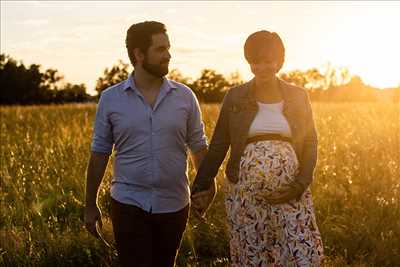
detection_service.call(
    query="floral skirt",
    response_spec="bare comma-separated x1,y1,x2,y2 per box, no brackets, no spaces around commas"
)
224,140,324,267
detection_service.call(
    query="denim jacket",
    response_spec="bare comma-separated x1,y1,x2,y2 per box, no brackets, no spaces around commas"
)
191,78,318,194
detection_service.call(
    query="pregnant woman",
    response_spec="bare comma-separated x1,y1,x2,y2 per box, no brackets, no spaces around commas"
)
191,30,324,266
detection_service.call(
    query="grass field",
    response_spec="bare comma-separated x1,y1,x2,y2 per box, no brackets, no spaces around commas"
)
0,102,399,266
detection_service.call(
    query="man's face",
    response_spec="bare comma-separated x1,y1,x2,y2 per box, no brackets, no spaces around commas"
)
142,33,171,78
248,47,279,83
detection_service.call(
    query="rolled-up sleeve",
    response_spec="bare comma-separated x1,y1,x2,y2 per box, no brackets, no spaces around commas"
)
186,92,208,153
91,94,113,154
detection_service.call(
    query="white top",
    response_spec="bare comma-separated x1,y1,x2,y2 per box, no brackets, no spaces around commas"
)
248,101,292,138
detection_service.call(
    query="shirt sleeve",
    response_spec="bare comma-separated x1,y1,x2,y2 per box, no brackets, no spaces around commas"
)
186,91,208,153
91,94,114,154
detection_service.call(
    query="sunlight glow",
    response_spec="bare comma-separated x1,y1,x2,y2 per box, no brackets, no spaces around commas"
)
1,1,399,93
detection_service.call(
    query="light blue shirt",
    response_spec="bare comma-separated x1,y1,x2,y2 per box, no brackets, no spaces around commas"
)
91,74,208,213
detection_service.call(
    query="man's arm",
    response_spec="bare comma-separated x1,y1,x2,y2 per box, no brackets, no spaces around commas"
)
84,151,110,237
190,92,232,216
190,147,218,219
190,147,208,171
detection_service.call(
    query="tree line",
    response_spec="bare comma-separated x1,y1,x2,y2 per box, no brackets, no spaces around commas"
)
1,54,399,105
95,60,399,103
94,60,243,103
0,54,92,105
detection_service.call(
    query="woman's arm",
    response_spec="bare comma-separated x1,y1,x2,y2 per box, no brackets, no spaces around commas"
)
191,92,232,195
264,91,318,204
295,91,318,191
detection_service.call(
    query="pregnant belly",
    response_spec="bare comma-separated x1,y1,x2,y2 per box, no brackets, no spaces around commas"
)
238,140,299,199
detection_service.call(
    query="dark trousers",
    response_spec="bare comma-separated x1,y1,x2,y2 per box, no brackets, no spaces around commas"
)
110,197,189,267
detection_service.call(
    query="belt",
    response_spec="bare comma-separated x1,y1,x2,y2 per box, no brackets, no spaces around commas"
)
246,133,292,145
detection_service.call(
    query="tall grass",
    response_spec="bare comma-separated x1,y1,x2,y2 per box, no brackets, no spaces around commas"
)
0,102,399,266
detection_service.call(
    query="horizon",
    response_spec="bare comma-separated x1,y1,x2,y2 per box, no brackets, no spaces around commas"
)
1,1,399,95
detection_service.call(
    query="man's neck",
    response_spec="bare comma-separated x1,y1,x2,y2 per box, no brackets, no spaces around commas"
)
133,68,163,92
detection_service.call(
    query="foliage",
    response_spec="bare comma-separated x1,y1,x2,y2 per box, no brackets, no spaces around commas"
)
167,69,192,86
279,64,351,90
0,54,91,105
190,69,232,103
96,60,399,103
2,53,398,105
95,64,243,103
1,103,399,266
94,60,130,95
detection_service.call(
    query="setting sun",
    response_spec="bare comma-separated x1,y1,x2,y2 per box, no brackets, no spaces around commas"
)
319,3,400,88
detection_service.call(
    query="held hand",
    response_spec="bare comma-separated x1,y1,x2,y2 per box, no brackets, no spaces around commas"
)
190,204,207,224
191,190,213,217
191,181,216,217
84,204,102,238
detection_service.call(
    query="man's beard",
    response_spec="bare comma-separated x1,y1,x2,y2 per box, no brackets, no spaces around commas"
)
143,58,169,78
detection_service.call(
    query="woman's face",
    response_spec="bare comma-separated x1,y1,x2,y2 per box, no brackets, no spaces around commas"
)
249,47,279,83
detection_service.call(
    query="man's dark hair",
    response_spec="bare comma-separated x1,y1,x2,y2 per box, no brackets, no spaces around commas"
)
125,21,167,66
244,30,285,71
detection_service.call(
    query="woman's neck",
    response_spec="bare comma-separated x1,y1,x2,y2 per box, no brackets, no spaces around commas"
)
254,76,282,103
254,76,278,92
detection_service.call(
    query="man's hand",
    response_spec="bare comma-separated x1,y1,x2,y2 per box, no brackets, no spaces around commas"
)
85,152,109,238
191,181,216,218
84,204,102,238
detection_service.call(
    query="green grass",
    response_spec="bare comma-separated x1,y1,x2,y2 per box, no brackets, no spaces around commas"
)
1,102,399,266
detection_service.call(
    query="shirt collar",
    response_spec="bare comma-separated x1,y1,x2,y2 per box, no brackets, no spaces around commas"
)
123,73,177,94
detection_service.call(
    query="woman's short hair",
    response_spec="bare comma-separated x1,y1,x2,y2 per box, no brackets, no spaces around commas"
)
244,30,285,71
126,21,167,66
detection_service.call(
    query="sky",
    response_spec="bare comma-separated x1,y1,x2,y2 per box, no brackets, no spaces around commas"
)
1,1,400,95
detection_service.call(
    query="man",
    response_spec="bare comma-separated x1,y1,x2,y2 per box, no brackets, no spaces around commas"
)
84,21,208,267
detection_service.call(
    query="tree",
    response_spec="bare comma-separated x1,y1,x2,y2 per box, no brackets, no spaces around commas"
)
95,60,130,95
168,69,243,102
42,68,64,91
0,55,45,104
280,65,351,91
54,83,89,103
167,68,192,86
321,64,351,89
227,70,244,88
279,70,308,88
191,69,231,103
320,75,379,102
0,53,90,104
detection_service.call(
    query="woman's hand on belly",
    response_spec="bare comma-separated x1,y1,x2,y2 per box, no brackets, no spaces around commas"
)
262,182,304,204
